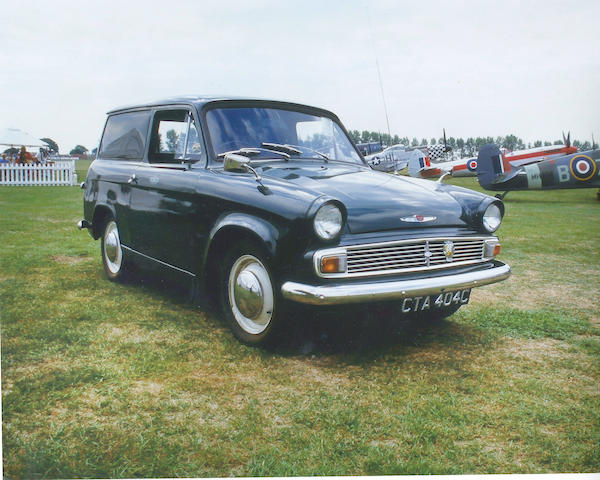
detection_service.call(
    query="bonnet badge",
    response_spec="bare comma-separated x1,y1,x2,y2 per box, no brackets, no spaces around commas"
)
400,215,437,223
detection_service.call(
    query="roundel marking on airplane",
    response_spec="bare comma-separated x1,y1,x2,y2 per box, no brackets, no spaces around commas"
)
467,159,478,172
569,155,597,181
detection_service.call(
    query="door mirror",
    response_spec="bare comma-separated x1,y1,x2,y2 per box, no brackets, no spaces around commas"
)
224,153,251,172
223,153,262,182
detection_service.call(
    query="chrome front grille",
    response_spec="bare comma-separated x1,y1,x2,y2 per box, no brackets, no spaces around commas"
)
316,237,491,278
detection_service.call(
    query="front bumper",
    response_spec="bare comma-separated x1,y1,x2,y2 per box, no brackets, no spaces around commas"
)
281,261,510,305
77,219,91,230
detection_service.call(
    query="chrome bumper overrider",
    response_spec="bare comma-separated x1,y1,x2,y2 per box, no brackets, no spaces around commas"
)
281,262,511,305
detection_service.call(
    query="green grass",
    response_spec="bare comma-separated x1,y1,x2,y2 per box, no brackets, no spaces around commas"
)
1,178,599,477
74,159,92,183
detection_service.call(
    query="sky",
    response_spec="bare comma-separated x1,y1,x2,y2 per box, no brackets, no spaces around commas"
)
1,0,599,153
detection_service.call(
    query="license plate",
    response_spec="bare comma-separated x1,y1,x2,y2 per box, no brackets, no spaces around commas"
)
400,289,471,313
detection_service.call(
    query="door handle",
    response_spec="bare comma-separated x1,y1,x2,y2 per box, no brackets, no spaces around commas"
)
128,173,138,184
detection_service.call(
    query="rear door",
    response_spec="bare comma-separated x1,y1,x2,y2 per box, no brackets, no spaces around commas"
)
95,110,151,247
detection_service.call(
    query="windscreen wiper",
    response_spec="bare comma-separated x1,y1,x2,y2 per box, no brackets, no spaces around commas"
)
261,143,302,156
217,147,290,160
263,142,329,162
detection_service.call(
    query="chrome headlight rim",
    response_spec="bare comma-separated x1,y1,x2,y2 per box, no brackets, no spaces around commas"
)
313,201,344,241
481,201,503,233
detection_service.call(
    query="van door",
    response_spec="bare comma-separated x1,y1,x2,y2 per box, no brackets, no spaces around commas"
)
95,110,151,247
127,108,206,273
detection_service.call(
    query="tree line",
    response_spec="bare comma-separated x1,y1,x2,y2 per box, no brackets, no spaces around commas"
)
347,130,598,157
0,138,90,156
40,138,89,156
20,133,597,159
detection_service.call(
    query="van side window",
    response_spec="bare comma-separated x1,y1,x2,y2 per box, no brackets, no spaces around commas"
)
149,109,204,164
99,111,151,160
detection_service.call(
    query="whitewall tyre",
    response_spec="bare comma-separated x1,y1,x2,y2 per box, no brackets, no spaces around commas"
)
221,244,281,345
101,219,126,280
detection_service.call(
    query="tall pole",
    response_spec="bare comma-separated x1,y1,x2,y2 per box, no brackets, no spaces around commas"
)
367,7,391,143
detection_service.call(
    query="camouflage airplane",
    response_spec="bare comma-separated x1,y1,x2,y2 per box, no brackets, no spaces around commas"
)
476,143,600,199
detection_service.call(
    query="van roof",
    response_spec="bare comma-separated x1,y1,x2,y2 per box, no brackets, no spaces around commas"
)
107,95,337,120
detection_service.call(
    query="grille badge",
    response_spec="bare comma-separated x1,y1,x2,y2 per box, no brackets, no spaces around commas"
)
401,215,436,223
424,240,431,267
443,240,455,262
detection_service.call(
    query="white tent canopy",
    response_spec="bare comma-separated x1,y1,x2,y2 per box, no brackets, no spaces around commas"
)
0,127,46,148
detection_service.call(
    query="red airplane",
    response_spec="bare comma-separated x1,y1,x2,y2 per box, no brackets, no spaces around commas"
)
409,132,578,180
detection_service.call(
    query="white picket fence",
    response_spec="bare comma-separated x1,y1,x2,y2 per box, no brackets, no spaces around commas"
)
0,161,77,186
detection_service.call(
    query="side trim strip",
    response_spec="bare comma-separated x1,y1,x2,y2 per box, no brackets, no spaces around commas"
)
121,245,196,277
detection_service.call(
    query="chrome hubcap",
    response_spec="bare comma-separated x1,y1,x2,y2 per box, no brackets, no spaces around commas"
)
105,231,119,262
104,221,122,274
229,255,273,335
234,269,264,319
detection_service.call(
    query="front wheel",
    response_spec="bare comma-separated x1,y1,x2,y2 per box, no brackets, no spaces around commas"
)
101,219,128,280
220,243,281,345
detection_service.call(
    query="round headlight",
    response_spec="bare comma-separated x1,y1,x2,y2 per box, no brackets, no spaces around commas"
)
482,203,502,232
314,203,343,240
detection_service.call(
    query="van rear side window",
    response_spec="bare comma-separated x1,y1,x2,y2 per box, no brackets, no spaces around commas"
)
99,111,151,160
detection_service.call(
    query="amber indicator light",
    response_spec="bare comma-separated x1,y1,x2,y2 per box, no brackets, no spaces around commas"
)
321,256,341,274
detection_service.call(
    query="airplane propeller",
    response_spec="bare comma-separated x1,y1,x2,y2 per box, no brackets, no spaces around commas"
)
443,128,452,153
562,131,571,148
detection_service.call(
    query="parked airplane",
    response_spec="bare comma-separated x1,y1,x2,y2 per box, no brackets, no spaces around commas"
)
407,152,478,178
476,143,600,198
502,133,577,168
365,144,411,172
408,132,578,180
367,140,454,174
400,129,475,178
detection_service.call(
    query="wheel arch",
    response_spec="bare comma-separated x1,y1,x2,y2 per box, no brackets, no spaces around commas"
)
205,213,279,261
91,204,116,239
201,213,280,299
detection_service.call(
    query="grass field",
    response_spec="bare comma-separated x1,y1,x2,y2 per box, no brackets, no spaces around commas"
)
1,173,599,477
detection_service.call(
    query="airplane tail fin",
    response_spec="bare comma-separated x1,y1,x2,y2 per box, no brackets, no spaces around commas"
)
407,149,430,177
476,143,512,188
